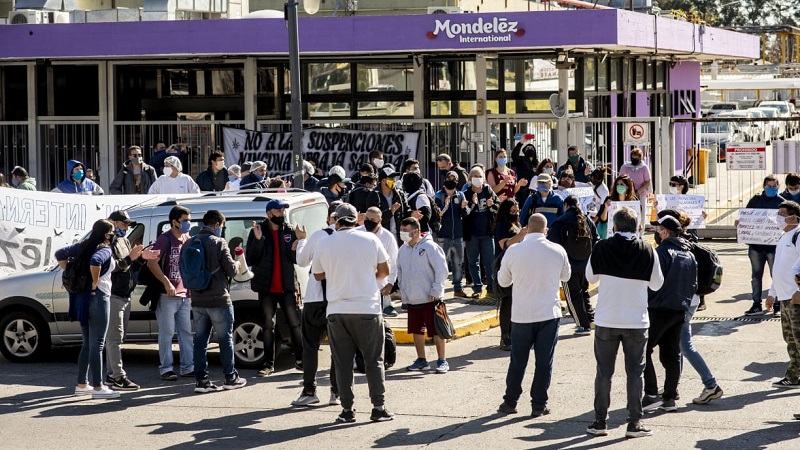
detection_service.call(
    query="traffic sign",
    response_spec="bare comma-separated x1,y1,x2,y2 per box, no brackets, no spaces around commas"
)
624,123,649,146
727,143,766,170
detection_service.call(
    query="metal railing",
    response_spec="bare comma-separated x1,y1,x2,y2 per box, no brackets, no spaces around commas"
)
0,122,29,180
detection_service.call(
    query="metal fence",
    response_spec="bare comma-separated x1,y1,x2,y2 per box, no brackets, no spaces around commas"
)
38,122,100,192
0,122,28,181
488,115,559,163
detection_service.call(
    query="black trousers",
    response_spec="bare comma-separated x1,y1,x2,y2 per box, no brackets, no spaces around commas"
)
499,295,512,340
643,308,685,400
259,292,303,367
301,301,337,395
565,259,593,329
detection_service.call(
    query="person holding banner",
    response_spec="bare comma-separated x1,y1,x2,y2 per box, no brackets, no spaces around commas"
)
148,156,201,195
596,175,638,239
739,175,785,316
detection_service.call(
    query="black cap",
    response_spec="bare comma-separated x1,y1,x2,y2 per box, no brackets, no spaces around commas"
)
359,163,375,174
378,164,401,180
109,210,135,225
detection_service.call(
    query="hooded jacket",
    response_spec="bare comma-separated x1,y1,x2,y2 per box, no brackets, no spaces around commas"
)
110,160,158,195
17,176,37,191
53,160,104,195
647,236,697,312
195,166,229,192
366,186,410,245
397,234,448,304
245,220,298,294
186,227,238,307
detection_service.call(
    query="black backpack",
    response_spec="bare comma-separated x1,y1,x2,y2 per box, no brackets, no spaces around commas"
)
62,256,91,294
562,224,593,261
690,243,723,296
409,190,442,233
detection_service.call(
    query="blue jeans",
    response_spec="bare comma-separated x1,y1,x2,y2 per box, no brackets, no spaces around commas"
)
504,318,560,409
748,246,775,304
193,305,237,382
438,237,464,291
681,304,717,389
466,235,495,292
77,291,110,387
156,295,194,375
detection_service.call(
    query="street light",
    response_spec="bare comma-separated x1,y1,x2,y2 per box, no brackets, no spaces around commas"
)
286,0,320,188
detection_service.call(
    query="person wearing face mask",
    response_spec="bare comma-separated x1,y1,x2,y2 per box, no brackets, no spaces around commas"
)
246,199,303,376
520,173,564,227
436,154,469,190
401,158,436,199
398,217,450,373
105,210,159,392
302,161,319,193
534,159,558,186
494,199,527,350
147,206,195,381
765,200,800,388
348,164,377,214
435,171,468,298
511,138,539,195
588,168,610,222
147,156,201,195
739,175,785,316
642,215,696,414
56,219,119,399
195,151,229,192
488,149,527,200
781,173,800,203
321,171,352,206
557,146,593,183
369,150,385,173
239,160,269,191
596,175,638,240
53,159,104,195
618,148,651,221
402,172,433,233
357,207,400,317
186,210,247,393
463,167,500,299
227,164,241,186
110,146,157,195
367,164,410,246
10,166,36,191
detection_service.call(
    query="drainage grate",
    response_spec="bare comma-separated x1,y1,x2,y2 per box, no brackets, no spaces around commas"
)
466,299,500,307
692,316,780,323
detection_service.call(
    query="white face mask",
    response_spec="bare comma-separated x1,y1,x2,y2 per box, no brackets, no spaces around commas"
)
669,186,679,195
215,161,225,171
163,167,174,177
544,167,554,175
776,215,787,229
789,188,800,196
472,177,484,187
400,231,412,243
373,158,384,169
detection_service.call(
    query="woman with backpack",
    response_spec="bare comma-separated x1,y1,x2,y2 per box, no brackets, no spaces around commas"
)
493,199,527,351
55,219,119,399
547,195,599,335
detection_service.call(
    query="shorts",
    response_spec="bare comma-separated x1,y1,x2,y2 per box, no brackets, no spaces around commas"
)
407,302,437,338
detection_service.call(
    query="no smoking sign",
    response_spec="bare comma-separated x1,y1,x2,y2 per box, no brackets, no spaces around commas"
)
624,122,649,146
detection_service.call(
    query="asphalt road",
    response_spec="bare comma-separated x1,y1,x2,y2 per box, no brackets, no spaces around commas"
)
1,240,799,449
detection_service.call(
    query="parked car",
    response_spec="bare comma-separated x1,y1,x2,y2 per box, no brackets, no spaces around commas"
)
707,102,739,117
757,100,794,138
0,190,329,368
755,107,786,141
746,108,768,142
700,121,740,161
719,110,761,142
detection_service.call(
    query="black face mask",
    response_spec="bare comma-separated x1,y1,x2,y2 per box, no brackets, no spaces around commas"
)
270,215,285,226
631,158,641,166
444,180,457,190
654,231,663,245
364,220,380,232
509,213,519,222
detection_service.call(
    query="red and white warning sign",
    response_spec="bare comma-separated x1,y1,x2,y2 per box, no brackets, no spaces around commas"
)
727,143,766,170
624,123,649,146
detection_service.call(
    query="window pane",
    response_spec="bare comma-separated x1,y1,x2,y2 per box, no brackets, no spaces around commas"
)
636,60,645,90
308,62,351,94
428,60,476,91
357,63,413,92
357,100,413,117
584,58,596,91
610,59,618,91
487,59,499,90
210,70,242,95
487,100,499,114
166,70,190,96
656,61,665,89
309,102,350,118
597,57,608,91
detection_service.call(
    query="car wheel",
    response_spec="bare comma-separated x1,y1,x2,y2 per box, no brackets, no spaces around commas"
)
232,316,266,369
0,311,51,362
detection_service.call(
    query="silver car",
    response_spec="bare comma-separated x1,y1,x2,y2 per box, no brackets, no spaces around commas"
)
0,190,328,368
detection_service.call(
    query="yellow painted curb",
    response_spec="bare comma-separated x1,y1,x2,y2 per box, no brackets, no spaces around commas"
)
392,309,501,345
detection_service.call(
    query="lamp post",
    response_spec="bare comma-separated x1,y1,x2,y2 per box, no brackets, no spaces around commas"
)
286,0,319,188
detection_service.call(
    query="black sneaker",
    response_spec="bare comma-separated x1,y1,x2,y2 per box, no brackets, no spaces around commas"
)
626,421,653,438
160,371,178,381
223,376,247,390
498,402,517,414
531,407,550,418
772,377,800,389
660,398,678,412
105,374,115,385
744,304,763,316
110,376,140,391
499,341,511,351
693,385,724,404
257,365,275,377
586,420,608,436
642,395,663,412
337,409,356,423
295,360,304,371
370,407,395,422
194,379,221,394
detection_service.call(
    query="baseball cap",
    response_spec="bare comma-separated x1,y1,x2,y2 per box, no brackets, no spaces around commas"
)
265,199,290,213
108,210,135,225
650,214,682,233
241,161,253,172
537,173,553,184
378,164,401,180
332,203,358,224
445,170,458,180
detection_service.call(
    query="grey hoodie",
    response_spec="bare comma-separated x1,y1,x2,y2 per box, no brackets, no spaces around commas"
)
397,234,448,305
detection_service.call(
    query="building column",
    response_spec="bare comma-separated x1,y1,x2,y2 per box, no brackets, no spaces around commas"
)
99,61,113,190
244,57,258,130
26,63,37,180
557,67,570,164
475,54,488,167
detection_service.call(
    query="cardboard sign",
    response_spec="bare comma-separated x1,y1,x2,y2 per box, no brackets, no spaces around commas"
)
554,187,595,214
655,194,706,229
737,208,782,245
607,200,643,236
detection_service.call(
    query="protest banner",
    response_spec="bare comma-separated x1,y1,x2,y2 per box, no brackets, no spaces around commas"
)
655,194,706,229
553,187,595,213
0,188,194,277
737,208,782,246
607,200,643,237
223,127,421,178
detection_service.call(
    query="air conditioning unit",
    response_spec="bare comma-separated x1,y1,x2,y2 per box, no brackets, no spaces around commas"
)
8,9,45,24
427,6,461,14
49,11,71,23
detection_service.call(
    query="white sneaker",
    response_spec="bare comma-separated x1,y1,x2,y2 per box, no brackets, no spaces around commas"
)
92,386,121,399
74,385,93,396
329,392,341,406
292,393,320,406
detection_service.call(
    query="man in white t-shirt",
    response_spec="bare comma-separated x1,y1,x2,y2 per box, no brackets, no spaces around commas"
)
358,206,399,317
313,203,392,423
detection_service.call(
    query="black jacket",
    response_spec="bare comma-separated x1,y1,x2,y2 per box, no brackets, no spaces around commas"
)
546,207,599,260
648,236,697,312
348,183,374,213
240,173,267,190
246,221,298,294
109,236,146,298
187,228,238,307
109,161,158,195
366,186,410,244
195,167,228,192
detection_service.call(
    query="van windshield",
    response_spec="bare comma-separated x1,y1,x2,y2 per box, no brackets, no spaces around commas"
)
701,122,730,133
